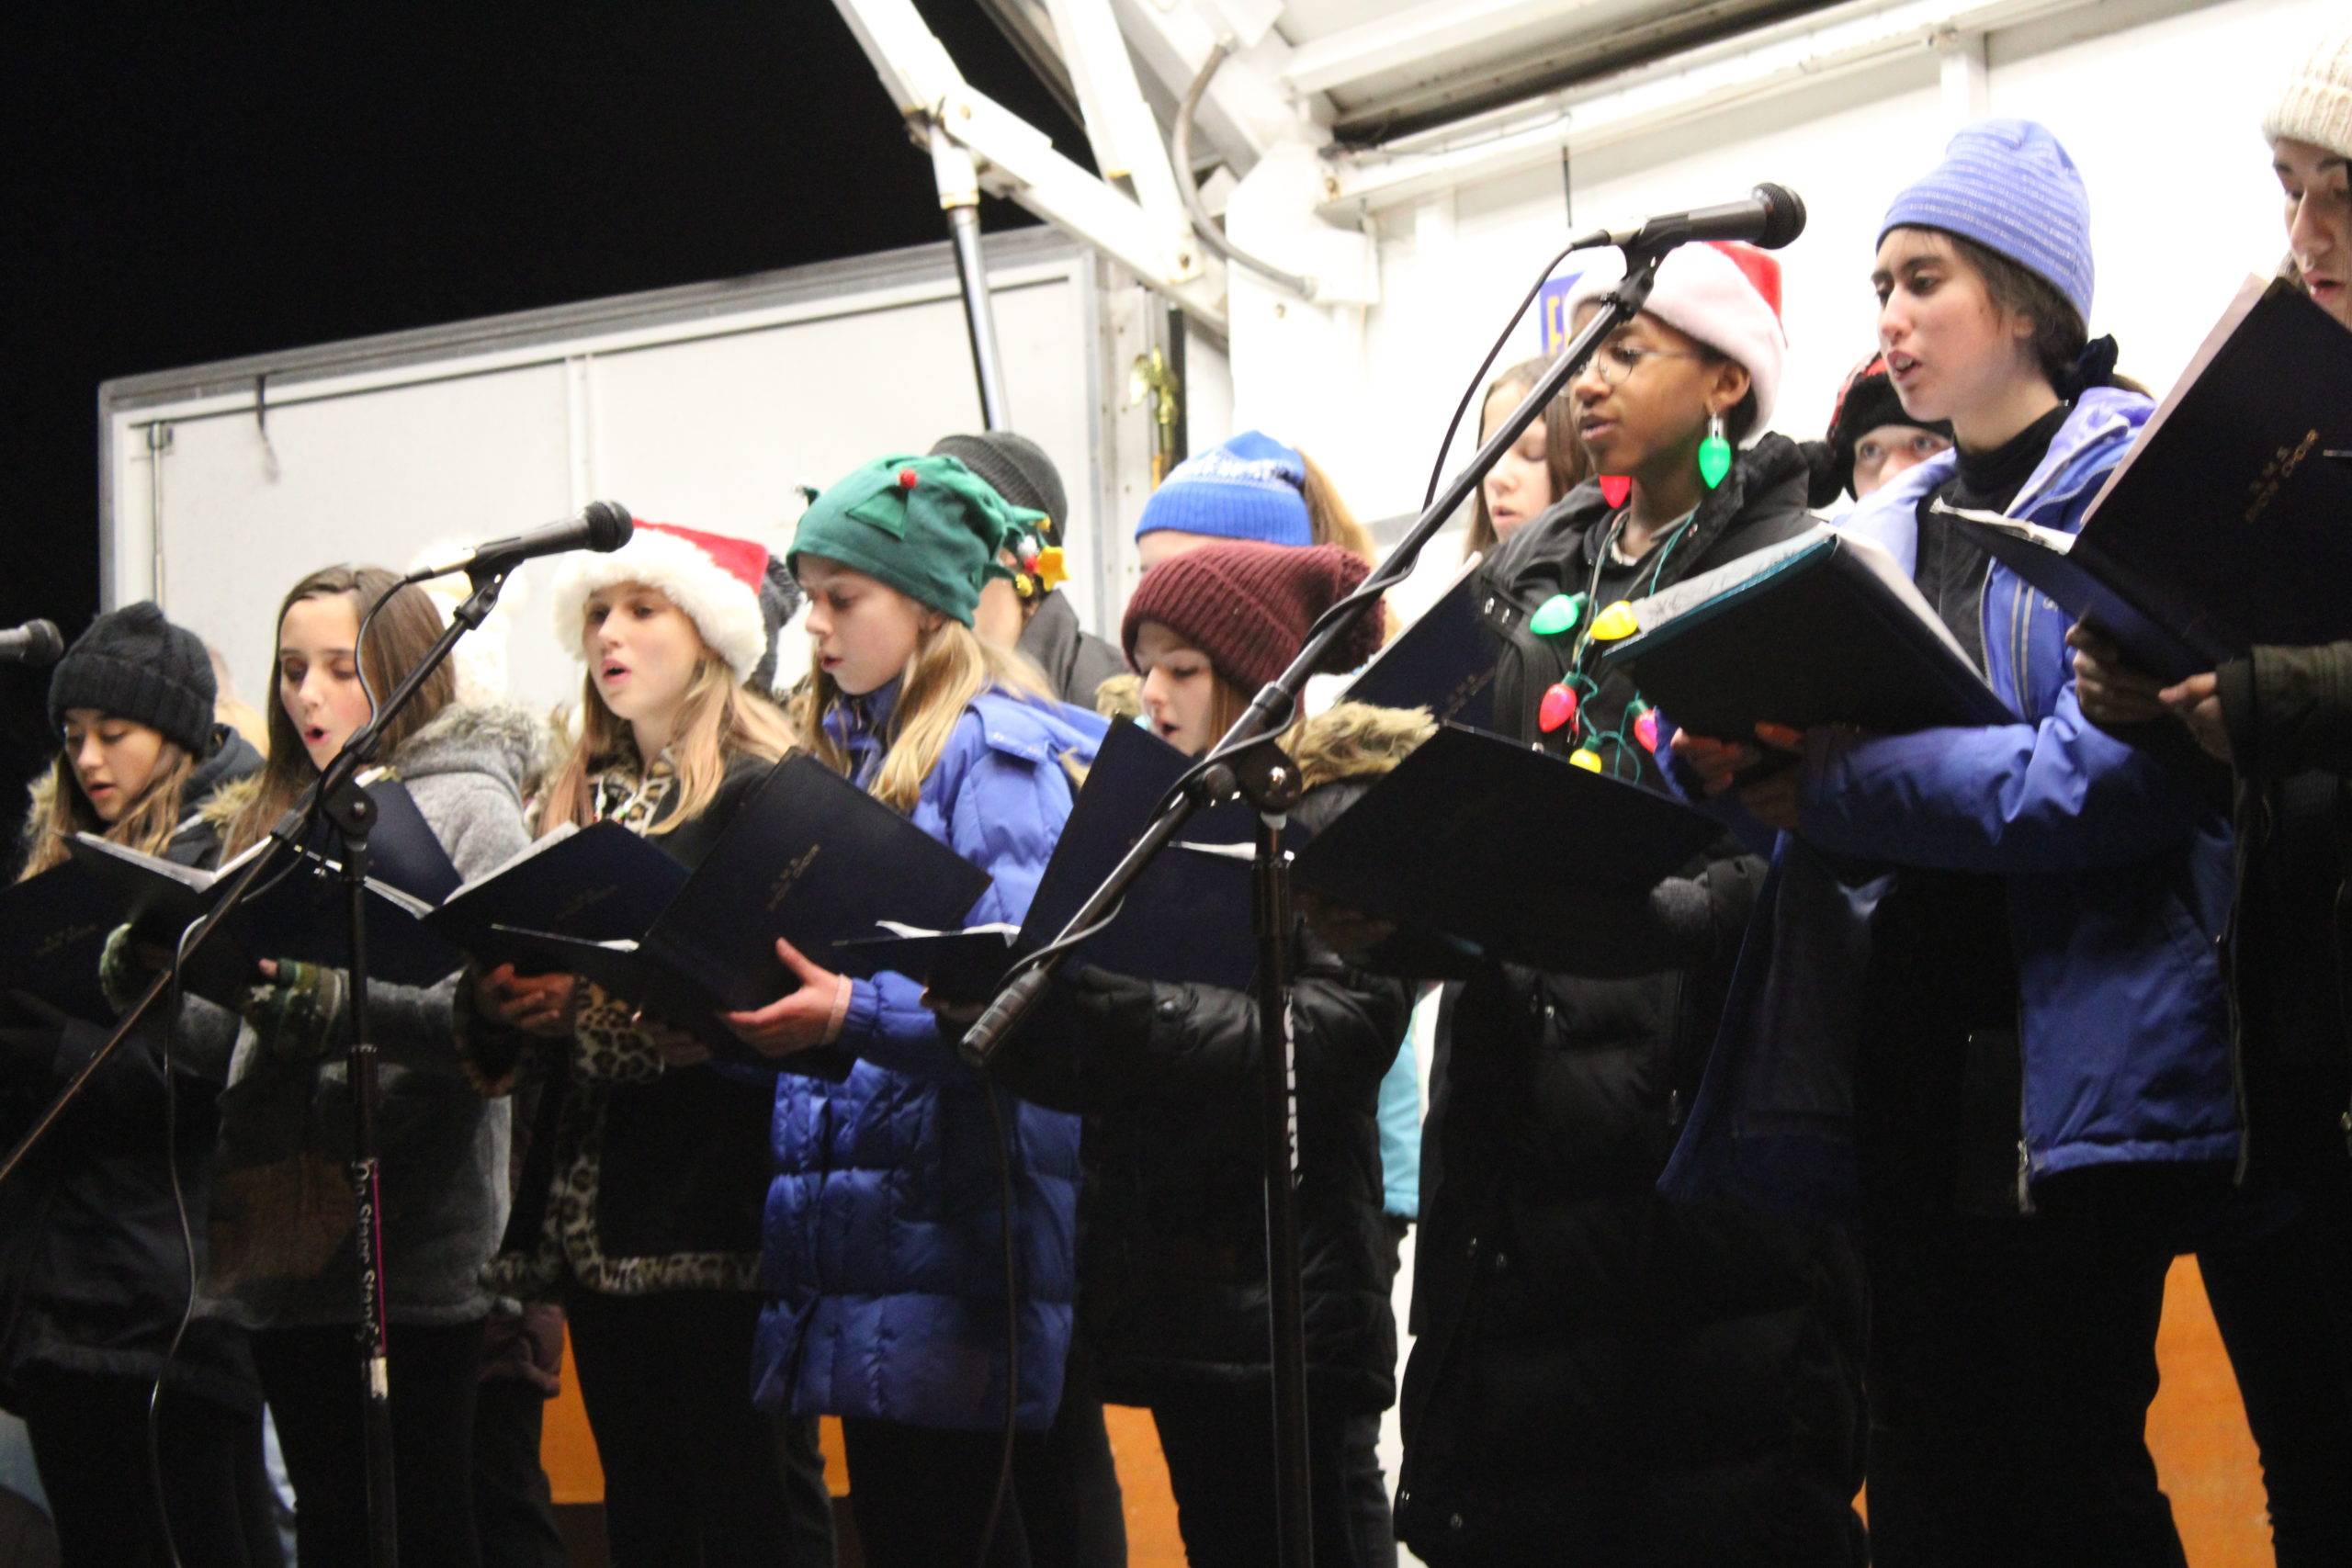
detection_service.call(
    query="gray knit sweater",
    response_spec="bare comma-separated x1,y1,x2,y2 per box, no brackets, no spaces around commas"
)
190,705,541,1330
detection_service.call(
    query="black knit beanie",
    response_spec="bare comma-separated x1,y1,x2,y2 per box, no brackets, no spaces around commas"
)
930,431,1069,546
1825,353,1954,500
749,550,806,694
48,602,216,753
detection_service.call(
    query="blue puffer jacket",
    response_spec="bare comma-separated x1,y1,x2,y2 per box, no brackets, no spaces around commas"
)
752,682,1106,1430
1665,389,2240,1220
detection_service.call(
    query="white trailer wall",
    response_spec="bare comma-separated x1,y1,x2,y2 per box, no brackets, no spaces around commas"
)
1316,0,2334,573
100,228,1206,716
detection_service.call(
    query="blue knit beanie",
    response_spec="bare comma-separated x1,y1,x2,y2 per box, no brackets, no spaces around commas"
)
1880,118,2095,326
1134,430,1313,547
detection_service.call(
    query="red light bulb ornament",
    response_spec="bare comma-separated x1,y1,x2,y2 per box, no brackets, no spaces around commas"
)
1630,700,1659,753
1538,682,1579,735
1599,475,1633,508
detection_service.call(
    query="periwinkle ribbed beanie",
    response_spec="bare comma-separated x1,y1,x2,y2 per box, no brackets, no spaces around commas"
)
2265,29,2352,162
1881,118,2095,326
1122,542,1384,696
1133,431,1313,547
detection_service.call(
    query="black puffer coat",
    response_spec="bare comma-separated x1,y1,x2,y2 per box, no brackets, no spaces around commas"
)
1396,443,1869,1564
0,726,264,1412
2215,641,2352,1190
1078,704,1422,1416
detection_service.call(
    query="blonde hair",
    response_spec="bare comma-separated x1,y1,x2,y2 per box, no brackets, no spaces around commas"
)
1297,451,1376,565
792,620,1053,813
224,566,458,859
19,739,197,878
540,640,797,836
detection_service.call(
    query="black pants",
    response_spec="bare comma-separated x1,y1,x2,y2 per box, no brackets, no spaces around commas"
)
17,1364,282,1568
565,1287,833,1568
252,1319,484,1568
1150,1390,1365,1568
470,1380,565,1568
2200,1185,2352,1565
1013,1331,1127,1568
1853,970,2201,1566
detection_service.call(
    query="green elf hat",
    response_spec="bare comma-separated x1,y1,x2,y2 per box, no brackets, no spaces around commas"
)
789,454,1046,627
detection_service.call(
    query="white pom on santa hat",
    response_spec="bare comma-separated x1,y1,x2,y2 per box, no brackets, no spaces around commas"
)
551,520,771,682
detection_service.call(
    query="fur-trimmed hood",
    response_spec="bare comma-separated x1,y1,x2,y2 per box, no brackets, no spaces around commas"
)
198,703,551,832
1292,702,1436,794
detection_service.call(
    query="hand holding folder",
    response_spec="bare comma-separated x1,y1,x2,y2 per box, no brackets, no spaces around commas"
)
1291,724,1721,975
830,722,1259,1004
489,756,993,1063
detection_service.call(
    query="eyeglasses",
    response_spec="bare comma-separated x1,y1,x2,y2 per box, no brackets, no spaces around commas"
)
1585,344,1708,387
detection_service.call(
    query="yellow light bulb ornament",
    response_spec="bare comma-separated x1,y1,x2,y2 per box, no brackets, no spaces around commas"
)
1589,600,1641,641
1569,747,1604,773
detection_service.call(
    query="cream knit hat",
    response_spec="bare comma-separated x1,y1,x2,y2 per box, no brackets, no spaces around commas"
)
2264,28,2352,162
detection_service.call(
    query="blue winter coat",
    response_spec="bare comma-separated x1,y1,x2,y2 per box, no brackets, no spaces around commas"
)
1664,389,2240,1221
752,682,1106,1430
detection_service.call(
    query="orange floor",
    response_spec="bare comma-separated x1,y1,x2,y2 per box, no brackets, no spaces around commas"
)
542,1256,2272,1564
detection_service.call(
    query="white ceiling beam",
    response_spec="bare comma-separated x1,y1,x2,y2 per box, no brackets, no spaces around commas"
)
1043,0,1193,243
1110,0,1322,166
1283,0,1597,96
1321,0,2109,212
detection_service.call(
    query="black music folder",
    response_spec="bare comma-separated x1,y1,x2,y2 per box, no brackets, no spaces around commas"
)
833,720,1259,1002
0,861,122,1021
1596,525,2014,740
1341,553,1502,732
421,820,691,975
66,778,465,1002
492,756,993,1055
1290,723,1721,964
1940,275,2352,681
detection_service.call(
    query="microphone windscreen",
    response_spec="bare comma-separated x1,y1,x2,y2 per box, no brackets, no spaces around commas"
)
583,502,635,552
27,620,63,666
1751,184,1807,250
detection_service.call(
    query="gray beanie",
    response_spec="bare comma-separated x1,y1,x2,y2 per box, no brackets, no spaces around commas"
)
929,431,1069,547
49,602,216,753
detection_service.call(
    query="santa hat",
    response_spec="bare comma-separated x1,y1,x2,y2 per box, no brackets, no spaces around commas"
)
552,520,771,682
1565,242,1788,437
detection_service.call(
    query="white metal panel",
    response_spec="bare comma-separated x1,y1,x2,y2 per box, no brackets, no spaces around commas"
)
141,366,577,720
102,235,1131,720
585,272,1102,628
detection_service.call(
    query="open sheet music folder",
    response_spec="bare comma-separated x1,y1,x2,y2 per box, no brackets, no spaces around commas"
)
1935,275,2352,682
1291,723,1720,968
832,721,1259,1002
491,756,993,1060
1596,526,2014,742
1340,552,1503,733
65,777,464,1003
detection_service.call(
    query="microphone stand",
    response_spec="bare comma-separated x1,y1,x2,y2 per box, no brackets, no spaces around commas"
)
0,562,515,1568
962,243,1669,1566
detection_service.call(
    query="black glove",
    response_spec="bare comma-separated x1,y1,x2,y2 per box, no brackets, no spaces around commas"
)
1065,965,1193,1102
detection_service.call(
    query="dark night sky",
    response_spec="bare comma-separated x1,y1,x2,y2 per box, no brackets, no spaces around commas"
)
1,3,1082,837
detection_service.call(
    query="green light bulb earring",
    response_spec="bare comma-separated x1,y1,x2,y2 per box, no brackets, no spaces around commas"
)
1697,411,1732,490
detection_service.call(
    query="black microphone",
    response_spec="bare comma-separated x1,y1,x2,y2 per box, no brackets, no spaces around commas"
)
1574,183,1807,254
405,502,634,583
0,619,64,666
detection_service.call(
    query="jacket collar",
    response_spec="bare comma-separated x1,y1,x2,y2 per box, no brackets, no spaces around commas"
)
1838,388,2154,575
826,678,903,785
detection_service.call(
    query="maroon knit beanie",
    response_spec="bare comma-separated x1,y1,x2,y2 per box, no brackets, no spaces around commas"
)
1122,541,1385,696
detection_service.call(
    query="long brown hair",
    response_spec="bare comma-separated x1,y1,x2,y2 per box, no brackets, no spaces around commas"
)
18,739,197,878
1466,357,1590,558
222,566,458,858
538,649,796,835
792,619,1051,814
